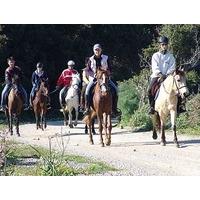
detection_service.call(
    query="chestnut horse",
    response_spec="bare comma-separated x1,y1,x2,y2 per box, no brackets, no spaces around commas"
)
33,79,49,130
6,75,23,136
84,69,112,147
151,68,189,147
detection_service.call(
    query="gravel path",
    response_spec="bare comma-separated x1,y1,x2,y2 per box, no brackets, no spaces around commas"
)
7,120,200,175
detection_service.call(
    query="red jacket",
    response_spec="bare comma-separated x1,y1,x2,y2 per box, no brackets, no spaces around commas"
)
57,68,78,87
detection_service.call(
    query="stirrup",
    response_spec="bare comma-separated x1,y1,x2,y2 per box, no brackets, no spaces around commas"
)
83,108,90,115
148,107,155,115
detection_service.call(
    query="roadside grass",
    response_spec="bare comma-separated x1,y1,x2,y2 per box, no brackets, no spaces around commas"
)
0,141,117,176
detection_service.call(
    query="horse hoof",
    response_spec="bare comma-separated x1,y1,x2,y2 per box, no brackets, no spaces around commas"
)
10,132,13,136
152,132,158,140
74,122,77,126
17,133,20,137
176,143,180,148
89,141,94,145
69,124,74,128
92,130,96,135
101,143,105,147
106,142,111,146
160,141,166,146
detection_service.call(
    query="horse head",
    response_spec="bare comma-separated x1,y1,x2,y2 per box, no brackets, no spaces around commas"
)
70,73,80,90
173,67,189,98
11,74,21,96
39,78,49,96
96,69,110,94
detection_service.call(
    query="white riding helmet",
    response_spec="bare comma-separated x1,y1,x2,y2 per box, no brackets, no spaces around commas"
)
67,60,75,66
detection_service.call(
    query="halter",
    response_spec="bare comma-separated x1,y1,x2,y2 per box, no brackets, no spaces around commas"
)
162,74,187,96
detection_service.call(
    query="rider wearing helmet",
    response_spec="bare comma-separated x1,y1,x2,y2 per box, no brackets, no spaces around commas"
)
56,60,78,108
0,56,29,112
83,44,121,117
148,36,186,114
29,62,51,109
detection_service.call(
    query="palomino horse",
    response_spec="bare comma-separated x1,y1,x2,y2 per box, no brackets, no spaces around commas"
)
151,68,189,147
84,69,112,147
60,74,80,128
33,79,49,130
6,75,23,136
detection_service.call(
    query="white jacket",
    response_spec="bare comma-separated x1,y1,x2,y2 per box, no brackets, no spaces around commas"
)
151,51,176,78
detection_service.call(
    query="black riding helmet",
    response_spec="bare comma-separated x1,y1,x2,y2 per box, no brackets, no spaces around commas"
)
158,36,169,44
36,62,43,68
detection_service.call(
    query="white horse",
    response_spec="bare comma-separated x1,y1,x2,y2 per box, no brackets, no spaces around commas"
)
151,68,189,147
60,74,80,128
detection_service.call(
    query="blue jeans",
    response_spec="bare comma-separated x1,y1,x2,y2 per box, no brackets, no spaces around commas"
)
85,79,118,96
1,84,28,107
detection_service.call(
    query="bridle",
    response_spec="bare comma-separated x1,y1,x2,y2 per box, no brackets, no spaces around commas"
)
162,74,187,96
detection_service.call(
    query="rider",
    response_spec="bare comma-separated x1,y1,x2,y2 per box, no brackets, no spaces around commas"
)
80,57,90,112
83,43,121,117
0,56,29,112
147,36,186,114
56,60,78,108
29,62,51,109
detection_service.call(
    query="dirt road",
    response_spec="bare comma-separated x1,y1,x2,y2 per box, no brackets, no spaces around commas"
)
8,120,200,175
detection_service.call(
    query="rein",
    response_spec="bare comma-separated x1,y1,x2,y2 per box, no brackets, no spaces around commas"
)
162,75,187,96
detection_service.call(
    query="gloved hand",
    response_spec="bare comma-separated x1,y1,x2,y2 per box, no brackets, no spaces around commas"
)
158,73,166,82
93,78,97,82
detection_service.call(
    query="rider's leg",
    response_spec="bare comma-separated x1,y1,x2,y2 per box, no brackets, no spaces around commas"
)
0,84,11,111
83,80,95,115
109,80,121,117
59,86,68,108
20,85,29,110
147,77,158,114
80,84,87,112
29,86,36,108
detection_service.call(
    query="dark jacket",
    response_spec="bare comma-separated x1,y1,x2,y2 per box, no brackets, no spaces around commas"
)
31,70,48,86
5,66,22,84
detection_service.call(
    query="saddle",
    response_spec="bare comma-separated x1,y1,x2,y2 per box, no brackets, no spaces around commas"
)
151,80,161,100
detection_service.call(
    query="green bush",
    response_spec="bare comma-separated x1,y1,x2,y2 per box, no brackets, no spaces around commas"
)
129,104,152,131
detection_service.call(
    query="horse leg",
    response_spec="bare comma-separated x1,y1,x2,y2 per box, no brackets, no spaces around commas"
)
35,113,39,130
170,110,179,148
85,124,88,134
9,114,13,136
62,110,68,126
16,115,20,137
40,112,44,131
68,109,73,128
98,115,104,147
107,114,112,146
74,107,78,126
160,119,166,146
103,113,109,146
88,123,94,145
44,113,47,129
92,119,96,135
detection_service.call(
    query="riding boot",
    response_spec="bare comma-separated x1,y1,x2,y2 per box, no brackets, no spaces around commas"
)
83,95,90,115
148,94,155,114
112,95,121,117
47,96,51,110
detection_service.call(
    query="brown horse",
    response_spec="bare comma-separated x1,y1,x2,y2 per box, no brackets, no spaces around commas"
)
6,75,23,136
151,68,189,147
33,80,49,130
84,69,112,147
